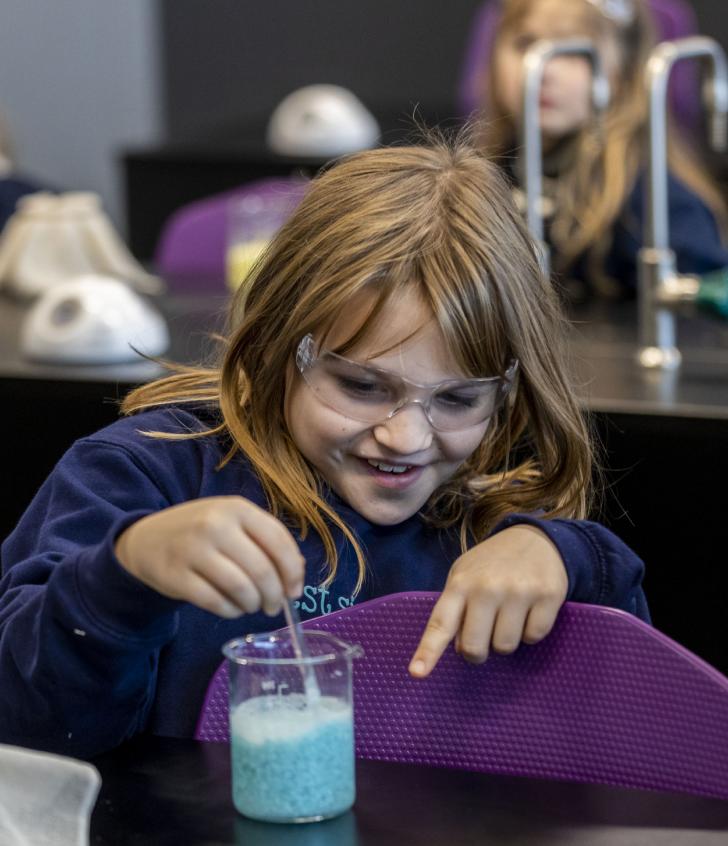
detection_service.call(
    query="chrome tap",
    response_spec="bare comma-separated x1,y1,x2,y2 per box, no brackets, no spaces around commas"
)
521,39,611,275
638,36,728,370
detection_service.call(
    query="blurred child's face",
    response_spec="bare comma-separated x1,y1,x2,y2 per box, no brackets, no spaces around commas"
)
494,0,618,143
285,288,491,526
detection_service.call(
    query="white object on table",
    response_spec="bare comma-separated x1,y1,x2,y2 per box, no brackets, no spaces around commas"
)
0,743,101,846
20,274,170,365
267,84,380,157
0,191,161,299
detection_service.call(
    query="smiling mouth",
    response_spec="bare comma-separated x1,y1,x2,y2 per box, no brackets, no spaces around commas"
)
356,457,426,490
366,459,412,474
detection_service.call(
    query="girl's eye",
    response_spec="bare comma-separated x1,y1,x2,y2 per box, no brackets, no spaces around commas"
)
335,375,390,400
434,391,481,410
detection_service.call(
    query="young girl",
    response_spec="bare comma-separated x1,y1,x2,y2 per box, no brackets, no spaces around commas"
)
0,134,648,760
479,0,728,298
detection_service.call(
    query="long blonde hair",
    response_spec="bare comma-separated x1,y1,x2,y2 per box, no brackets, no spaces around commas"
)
480,0,726,285
123,131,594,592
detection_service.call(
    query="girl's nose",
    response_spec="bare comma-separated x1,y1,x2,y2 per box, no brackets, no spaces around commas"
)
372,403,434,453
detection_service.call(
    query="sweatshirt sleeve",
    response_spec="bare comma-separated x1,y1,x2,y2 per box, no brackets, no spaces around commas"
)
491,514,650,623
615,173,728,284
666,173,728,276
0,438,184,758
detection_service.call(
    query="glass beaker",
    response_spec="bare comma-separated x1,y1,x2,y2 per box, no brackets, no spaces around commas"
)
225,192,291,291
223,630,363,824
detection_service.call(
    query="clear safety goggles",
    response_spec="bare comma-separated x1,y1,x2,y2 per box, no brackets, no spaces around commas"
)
295,334,518,432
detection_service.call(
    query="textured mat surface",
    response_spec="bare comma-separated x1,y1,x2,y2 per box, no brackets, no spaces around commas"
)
196,593,728,800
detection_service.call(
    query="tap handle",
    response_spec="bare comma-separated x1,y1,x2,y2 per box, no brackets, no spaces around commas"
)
700,39,728,151
710,110,728,152
704,75,728,151
591,74,611,113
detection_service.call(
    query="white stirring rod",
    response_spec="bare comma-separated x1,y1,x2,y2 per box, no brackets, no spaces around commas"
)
283,599,321,703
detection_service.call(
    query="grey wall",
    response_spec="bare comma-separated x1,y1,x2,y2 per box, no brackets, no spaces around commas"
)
0,0,163,229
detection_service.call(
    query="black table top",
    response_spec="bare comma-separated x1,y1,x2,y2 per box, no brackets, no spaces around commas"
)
5,291,728,419
89,736,728,845
0,291,229,385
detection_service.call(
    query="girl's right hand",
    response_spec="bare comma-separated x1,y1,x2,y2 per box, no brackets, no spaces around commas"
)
114,496,305,618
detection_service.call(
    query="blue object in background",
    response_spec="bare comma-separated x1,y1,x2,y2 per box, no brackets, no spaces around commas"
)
0,175,46,232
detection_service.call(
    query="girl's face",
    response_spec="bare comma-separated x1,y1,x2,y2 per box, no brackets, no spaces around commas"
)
494,0,618,143
285,287,491,526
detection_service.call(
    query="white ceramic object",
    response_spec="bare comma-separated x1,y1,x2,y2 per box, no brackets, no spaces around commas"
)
0,192,161,299
0,743,100,846
20,274,170,364
267,84,380,157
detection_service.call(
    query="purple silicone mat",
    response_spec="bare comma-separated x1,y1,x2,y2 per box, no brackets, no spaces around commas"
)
196,592,728,801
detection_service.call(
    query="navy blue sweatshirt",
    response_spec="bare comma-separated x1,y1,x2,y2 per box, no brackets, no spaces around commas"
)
0,407,649,758
507,159,728,295
604,172,728,290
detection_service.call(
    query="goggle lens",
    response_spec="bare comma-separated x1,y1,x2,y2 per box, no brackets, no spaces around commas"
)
296,335,517,432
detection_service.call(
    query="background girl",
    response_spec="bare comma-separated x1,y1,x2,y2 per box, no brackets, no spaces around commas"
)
479,0,728,298
0,133,647,759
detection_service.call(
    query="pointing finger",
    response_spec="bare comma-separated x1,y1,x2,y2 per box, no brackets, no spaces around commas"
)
409,591,466,678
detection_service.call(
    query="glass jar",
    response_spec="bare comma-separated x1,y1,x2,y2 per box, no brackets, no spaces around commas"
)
223,630,362,823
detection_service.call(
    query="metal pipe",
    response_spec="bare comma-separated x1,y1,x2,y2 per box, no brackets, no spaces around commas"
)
644,37,728,252
638,36,728,369
521,38,610,272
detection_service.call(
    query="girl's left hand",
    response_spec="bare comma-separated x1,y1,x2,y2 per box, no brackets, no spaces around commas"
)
408,525,568,678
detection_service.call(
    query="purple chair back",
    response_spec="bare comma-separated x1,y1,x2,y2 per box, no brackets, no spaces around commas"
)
457,0,700,129
196,592,728,801
153,177,309,291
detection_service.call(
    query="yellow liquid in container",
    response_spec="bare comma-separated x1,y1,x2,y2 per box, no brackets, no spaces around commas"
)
226,239,270,290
